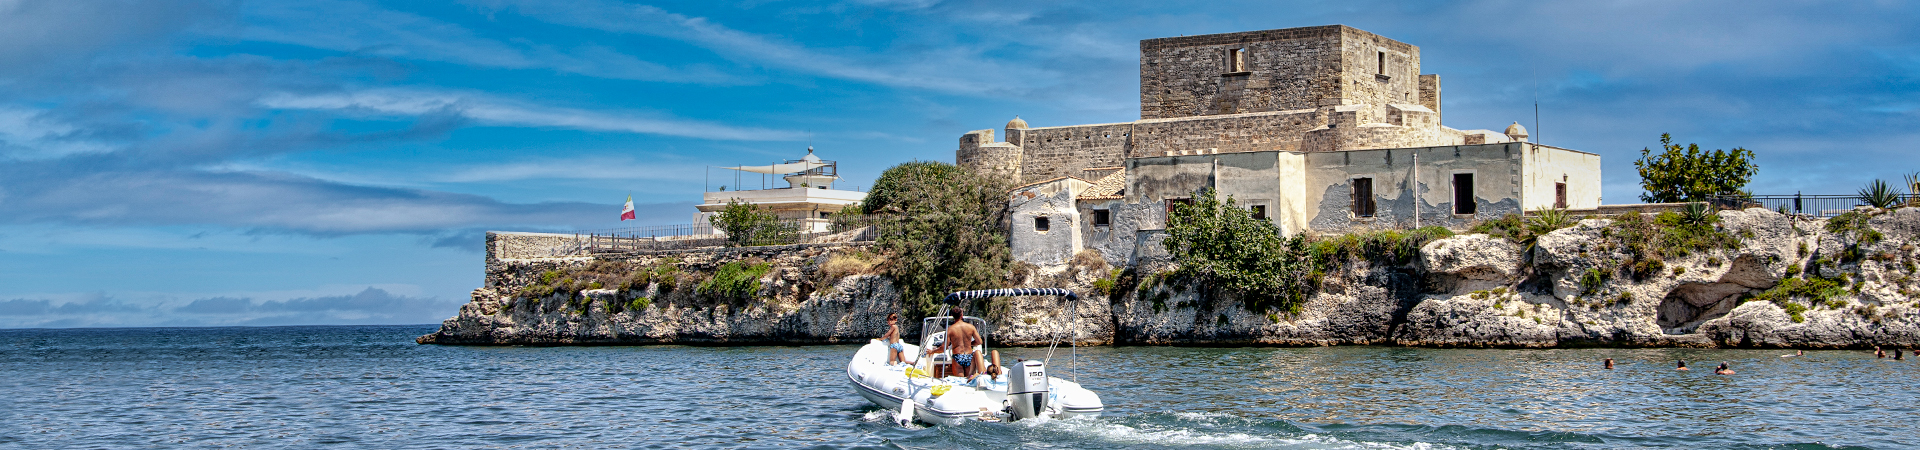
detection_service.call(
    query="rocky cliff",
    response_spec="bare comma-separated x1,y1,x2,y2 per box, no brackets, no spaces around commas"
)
423,208,1920,348
416,242,1112,346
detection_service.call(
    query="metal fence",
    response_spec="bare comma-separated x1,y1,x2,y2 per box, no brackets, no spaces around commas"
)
573,216,880,253
1711,194,1866,218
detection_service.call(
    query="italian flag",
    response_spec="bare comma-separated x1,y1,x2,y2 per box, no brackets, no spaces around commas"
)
620,196,636,221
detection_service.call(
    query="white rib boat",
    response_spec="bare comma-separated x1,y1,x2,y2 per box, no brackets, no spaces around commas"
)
847,288,1104,426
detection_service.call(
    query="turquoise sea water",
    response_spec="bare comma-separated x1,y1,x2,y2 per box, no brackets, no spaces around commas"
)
2,325,1914,449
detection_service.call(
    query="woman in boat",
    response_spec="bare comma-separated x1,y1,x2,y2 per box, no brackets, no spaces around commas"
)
882,313,906,365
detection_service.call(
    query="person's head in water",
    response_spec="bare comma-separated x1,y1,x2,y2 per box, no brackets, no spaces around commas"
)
1604,358,1614,369
1677,360,1688,370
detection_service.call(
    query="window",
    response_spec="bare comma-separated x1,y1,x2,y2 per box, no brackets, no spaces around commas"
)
1555,183,1568,209
1377,51,1385,75
1351,178,1375,217
1227,48,1246,73
1034,216,1050,232
1092,209,1111,227
1251,205,1267,220
820,211,832,219
1453,173,1476,215
1166,198,1194,214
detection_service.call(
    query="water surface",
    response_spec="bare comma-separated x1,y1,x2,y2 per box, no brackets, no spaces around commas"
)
2,326,1911,448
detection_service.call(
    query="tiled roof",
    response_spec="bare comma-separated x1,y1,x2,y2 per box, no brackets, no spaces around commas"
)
1078,168,1125,199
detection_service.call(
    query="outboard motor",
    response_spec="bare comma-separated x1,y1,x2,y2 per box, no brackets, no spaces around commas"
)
1006,360,1049,420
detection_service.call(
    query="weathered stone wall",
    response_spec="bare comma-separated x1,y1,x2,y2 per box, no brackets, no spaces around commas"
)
489,232,589,261
1335,26,1423,116
1011,124,1132,182
956,129,1022,181
1129,110,1323,157
1140,25,1349,119
1010,178,1091,266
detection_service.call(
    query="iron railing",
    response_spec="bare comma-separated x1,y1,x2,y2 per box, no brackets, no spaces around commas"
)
1710,194,1865,218
572,216,880,253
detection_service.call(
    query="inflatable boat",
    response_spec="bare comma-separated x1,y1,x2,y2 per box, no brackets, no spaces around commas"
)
846,288,1104,426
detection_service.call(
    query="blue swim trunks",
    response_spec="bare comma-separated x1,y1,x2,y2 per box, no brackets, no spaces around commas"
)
888,342,904,352
954,353,974,367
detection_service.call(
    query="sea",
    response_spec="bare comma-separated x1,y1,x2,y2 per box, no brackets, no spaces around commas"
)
2,325,1914,449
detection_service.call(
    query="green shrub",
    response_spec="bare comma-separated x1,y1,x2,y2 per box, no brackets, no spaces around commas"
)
711,200,801,247
1307,226,1453,267
1633,133,1757,203
697,261,773,299
627,297,651,311
1785,263,1802,277
863,161,1014,319
1579,268,1611,295
1165,188,1317,313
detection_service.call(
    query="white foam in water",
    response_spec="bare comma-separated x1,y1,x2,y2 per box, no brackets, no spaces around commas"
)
860,410,924,430
1023,413,1457,450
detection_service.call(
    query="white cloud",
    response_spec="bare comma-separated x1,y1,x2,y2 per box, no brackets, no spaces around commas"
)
472,0,1059,95
257,89,805,141
436,156,712,183
0,106,120,159
230,0,737,83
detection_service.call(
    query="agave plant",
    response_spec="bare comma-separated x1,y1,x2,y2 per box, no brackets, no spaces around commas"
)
1525,208,1577,237
1859,179,1902,209
1677,202,1717,227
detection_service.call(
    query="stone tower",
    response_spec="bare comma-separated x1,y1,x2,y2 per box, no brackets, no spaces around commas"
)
1138,25,1440,121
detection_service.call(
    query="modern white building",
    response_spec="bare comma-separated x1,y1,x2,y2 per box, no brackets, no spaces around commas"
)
696,147,867,233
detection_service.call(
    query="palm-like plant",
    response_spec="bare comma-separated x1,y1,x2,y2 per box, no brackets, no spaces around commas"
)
1904,172,1920,207
1859,179,1902,209
1677,202,1716,227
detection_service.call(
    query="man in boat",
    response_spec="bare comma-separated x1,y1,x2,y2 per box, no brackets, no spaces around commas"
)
932,306,983,379
882,313,906,365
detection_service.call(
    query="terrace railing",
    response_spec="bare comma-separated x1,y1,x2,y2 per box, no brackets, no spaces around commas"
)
572,216,880,253
1710,194,1865,218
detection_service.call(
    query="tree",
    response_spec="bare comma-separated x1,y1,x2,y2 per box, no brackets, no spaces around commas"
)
709,200,798,247
1634,133,1758,203
862,161,1014,319
1162,188,1316,313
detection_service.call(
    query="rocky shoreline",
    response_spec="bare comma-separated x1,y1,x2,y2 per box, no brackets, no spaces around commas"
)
419,208,1920,348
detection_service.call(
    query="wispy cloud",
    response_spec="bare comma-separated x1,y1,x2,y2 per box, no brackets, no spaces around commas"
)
470,0,1060,95
258,89,805,141
231,0,738,83
0,163,612,235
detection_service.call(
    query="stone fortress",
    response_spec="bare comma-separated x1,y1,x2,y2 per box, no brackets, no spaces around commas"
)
955,25,1602,266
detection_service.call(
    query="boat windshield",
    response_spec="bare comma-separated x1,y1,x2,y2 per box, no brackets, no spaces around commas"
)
919,316,989,362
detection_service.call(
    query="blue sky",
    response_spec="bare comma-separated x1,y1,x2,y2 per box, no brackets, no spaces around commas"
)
3,0,1917,327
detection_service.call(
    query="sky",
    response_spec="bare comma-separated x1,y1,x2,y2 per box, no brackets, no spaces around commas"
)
3,0,1918,328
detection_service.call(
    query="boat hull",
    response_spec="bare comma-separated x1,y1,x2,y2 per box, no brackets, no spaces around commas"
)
846,339,1102,426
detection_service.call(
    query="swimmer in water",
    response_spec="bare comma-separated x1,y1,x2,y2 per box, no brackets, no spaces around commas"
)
1897,349,1906,361
1714,362,1735,375
1604,358,1614,369
1781,349,1803,357
1676,360,1689,371
1876,346,1886,359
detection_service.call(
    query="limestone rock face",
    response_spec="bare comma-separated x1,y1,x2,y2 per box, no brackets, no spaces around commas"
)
427,208,1920,348
1111,208,1920,348
418,244,1115,346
